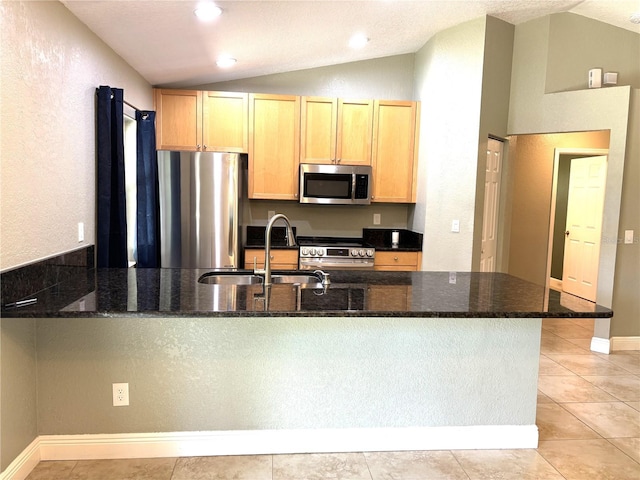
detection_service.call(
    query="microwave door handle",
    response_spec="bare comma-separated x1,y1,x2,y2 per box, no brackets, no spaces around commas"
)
352,174,356,201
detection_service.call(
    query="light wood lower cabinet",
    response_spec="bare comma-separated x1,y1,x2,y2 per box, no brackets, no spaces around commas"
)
367,285,412,311
374,251,422,271
245,284,297,311
244,248,299,270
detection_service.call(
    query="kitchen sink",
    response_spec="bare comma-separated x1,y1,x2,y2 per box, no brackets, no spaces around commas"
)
271,273,322,286
198,271,325,287
198,272,263,285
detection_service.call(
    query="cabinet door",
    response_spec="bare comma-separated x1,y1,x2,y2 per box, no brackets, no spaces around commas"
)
374,251,421,271
367,285,411,311
244,249,299,270
300,96,337,164
154,89,202,151
336,99,373,166
202,91,248,153
249,94,300,200
372,100,419,202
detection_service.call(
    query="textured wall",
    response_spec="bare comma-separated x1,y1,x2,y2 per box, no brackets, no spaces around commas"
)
546,13,640,92
195,54,416,100
411,17,486,271
507,14,634,340
36,316,541,435
1,318,37,471
0,1,153,271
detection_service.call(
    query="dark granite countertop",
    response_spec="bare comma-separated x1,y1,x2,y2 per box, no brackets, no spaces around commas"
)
1,268,612,319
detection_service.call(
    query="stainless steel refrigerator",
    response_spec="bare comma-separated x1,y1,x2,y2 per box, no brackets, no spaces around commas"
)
157,151,244,269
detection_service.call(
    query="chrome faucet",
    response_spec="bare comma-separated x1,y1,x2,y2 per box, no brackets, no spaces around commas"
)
256,213,296,286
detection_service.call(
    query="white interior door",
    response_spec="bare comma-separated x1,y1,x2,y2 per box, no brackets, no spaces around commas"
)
480,138,503,272
562,156,607,301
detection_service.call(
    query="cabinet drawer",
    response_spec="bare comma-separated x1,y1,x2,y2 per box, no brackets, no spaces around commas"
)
244,249,299,270
374,251,420,271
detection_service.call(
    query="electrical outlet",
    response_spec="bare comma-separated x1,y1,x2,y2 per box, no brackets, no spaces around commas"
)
268,210,275,220
624,230,634,244
373,213,381,225
112,383,129,406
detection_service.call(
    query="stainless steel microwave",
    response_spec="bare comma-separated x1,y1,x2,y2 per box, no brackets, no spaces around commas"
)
299,164,372,205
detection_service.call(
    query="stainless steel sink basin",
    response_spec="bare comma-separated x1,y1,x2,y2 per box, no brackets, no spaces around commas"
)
198,272,263,285
271,274,322,286
198,271,327,287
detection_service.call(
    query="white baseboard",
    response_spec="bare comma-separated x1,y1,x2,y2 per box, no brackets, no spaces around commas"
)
2,426,538,479
0,438,40,480
610,336,640,351
549,277,562,292
591,336,611,354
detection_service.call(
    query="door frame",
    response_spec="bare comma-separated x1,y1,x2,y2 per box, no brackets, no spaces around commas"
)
546,148,609,291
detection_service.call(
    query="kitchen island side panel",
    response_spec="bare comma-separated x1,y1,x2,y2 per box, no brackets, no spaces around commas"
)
35,316,540,435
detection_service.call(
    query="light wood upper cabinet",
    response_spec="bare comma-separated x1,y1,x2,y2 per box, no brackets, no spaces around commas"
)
249,93,300,200
154,89,248,152
154,89,202,151
202,91,249,153
300,97,373,166
371,100,420,203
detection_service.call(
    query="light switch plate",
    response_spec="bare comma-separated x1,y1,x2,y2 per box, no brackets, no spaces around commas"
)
624,230,634,244
451,220,460,233
373,213,381,225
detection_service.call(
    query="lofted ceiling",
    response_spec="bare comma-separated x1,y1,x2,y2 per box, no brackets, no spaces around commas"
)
61,0,640,88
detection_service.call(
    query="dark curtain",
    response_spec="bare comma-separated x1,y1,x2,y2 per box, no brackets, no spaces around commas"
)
136,110,160,267
96,86,128,268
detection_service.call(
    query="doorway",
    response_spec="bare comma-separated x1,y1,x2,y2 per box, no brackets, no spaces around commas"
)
547,148,608,301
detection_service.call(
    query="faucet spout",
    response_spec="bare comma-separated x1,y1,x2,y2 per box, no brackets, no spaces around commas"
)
261,213,296,286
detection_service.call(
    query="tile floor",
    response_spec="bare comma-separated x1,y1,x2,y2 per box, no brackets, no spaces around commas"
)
25,318,640,480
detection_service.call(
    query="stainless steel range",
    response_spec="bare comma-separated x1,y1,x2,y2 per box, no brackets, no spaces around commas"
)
297,236,375,270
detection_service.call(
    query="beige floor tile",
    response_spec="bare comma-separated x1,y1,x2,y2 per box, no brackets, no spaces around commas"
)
608,437,640,463
545,353,632,375
364,450,468,480
542,322,593,339
453,449,563,479
540,335,589,355
538,390,555,404
564,338,592,350
536,403,600,440
562,402,640,438
273,453,371,480
172,455,271,480
567,318,595,328
583,375,640,401
69,458,176,480
604,352,640,374
539,355,575,375
537,375,618,403
626,401,640,412
25,461,77,480
538,439,640,480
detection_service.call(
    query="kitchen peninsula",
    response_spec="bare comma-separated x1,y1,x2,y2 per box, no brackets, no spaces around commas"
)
2,267,611,461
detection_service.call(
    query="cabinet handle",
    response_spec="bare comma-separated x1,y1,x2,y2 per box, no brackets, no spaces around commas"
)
394,256,399,261
196,144,201,150
203,145,207,150
270,255,275,260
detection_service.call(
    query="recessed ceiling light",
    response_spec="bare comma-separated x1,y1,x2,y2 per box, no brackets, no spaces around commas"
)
194,3,222,21
349,33,369,49
216,57,237,68
630,12,640,24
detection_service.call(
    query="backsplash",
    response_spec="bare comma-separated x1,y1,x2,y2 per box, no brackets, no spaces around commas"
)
1,246,95,311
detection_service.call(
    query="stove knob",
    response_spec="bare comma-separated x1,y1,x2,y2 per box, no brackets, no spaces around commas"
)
317,248,324,256
359,249,365,257
351,250,358,257
310,248,316,256
301,247,308,256
366,249,374,257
